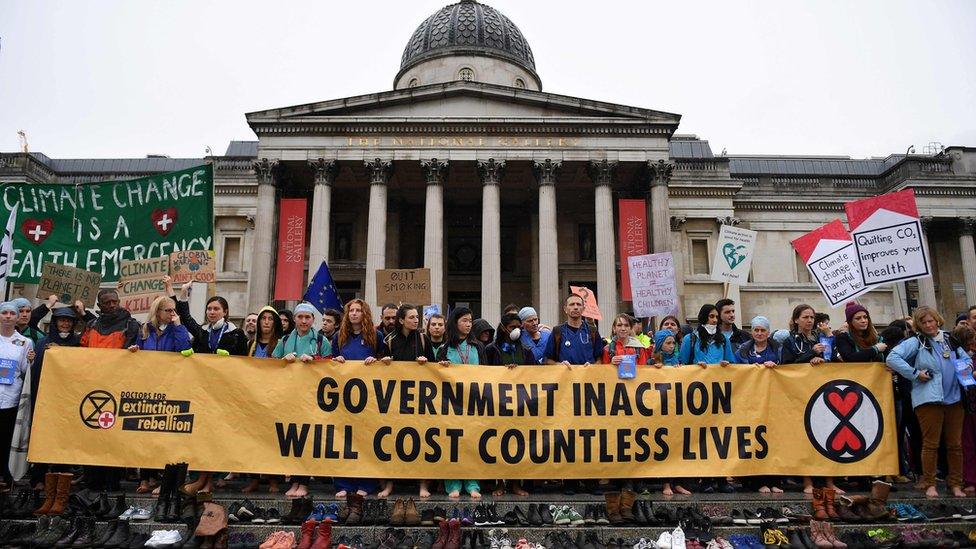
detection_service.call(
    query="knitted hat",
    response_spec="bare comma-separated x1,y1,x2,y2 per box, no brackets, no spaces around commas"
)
518,307,538,321
653,329,676,351
845,302,868,325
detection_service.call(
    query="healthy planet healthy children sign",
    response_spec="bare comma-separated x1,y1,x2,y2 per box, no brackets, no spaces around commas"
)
0,165,214,283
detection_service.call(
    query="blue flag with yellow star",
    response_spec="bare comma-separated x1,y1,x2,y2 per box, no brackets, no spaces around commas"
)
303,261,343,313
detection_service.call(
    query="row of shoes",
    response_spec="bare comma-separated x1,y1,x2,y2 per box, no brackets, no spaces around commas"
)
0,516,153,549
227,501,282,524
810,483,889,523
887,502,976,523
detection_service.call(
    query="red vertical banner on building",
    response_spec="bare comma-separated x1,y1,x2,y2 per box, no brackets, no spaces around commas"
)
617,199,648,301
273,199,307,301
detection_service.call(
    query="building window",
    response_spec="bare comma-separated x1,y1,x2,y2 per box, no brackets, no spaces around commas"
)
691,238,710,274
408,78,419,87
458,67,475,81
221,235,242,272
332,223,353,261
795,251,811,283
514,78,526,89
578,224,596,262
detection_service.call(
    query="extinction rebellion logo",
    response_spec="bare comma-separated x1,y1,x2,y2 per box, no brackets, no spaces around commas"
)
804,380,883,463
80,390,194,434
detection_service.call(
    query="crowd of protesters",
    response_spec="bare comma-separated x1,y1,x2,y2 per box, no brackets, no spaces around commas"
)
1,277,975,501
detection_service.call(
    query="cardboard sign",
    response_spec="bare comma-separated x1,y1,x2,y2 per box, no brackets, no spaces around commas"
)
169,250,215,284
792,220,872,308
118,257,169,314
570,285,602,321
627,252,678,318
845,189,930,286
36,263,102,308
375,268,431,306
710,225,758,285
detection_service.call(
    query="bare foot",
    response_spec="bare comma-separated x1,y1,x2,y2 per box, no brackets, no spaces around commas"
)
492,488,505,497
662,484,674,496
137,481,150,494
199,479,213,494
772,487,784,494
925,485,939,498
377,482,393,498
293,485,308,498
356,490,368,497
183,479,204,496
803,486,813,495
335,490,347,498
242,479,260,493
965,485,976,494
419,481,431,499
151,486,161,497
759,486,770,494
951,486,966,497
469,490,481,499
268,480,280,493
285,484,298,498
448,491,460,499
512,486,529,497
675,486,692,495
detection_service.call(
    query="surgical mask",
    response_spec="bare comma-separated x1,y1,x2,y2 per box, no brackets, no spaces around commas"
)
703,324,717,335
509,328,521,341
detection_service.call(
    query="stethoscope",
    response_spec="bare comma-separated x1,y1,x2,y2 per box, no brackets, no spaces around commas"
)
564,323,591,347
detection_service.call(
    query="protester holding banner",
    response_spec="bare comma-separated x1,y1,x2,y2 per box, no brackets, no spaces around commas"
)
543,294,603,366
834,303,886,363
887,306,970,498
247,307,282,359
332,300,383,364
319,308,341,344
485,313,536,367
426,314,447,359
949,325,976,494
715,299,751,348
12,298,44,346
0,301,32,490
678,304,733,367
601,313,651,366
129,296,191,354
652,329,680,367
272,303,331,363
380,304,435,363
518,307,549,365
734,316,780,369
781,304,828,366
169,279,248,358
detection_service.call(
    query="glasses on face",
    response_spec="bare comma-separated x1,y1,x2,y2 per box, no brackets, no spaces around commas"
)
163,308,176,313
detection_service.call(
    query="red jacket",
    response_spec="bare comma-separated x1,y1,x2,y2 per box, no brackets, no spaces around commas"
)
601,339,651,365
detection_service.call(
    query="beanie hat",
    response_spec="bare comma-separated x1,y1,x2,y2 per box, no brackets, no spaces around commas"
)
845,302,868,325
751,316,771,331
518,307,538,321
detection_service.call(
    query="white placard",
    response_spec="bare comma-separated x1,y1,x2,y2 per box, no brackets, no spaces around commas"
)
710,225,758,285
628,252,679,318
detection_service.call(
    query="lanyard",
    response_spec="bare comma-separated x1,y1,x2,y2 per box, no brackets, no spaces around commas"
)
209,323,228,351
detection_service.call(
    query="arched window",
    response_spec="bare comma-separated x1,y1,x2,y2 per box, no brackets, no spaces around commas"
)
514,78,526,89
408,78,419,88
458,67,475,81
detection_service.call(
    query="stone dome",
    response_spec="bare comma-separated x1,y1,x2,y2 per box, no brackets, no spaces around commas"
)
395,0,541,90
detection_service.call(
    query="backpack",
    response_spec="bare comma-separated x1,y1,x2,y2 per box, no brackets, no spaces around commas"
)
550,323,598,362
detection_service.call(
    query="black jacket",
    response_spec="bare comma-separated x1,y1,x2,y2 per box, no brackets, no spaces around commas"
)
382,330,435,362
834,332,884,362
485,341,537,366
781,331,825,364
174,297,249,356
723,324,753,348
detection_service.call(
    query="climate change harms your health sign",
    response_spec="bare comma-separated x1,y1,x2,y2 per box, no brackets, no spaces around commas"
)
0,165,214,283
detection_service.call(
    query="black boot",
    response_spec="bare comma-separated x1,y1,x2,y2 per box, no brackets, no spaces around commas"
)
70,517,95,548
153,465,174,522
54,517,83,548
38,517,69,548
107,494,127,520
103,519,130,549
93,491,112,519
93,520,119,548
167,463,188,522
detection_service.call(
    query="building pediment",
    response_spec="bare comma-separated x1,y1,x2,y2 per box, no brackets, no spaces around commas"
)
246,81,680,129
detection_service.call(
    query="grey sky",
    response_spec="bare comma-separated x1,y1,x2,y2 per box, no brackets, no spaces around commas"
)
1,0,974,160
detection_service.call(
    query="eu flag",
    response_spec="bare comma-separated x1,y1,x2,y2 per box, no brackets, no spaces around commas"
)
303,261,343,313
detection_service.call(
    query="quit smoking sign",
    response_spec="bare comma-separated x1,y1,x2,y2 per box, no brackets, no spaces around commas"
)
844,189,931,286
792,220,873,308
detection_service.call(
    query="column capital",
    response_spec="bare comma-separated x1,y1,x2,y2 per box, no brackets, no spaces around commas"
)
421,158,449,186
252,158,280,186
670,215,687,231
646,159,674,187
365,158,393,185
920,216,936,231
716,216,741,226
960,217,976,236
308,158,338,186
477,158,506,185
587,160,618,187
533,159,561,186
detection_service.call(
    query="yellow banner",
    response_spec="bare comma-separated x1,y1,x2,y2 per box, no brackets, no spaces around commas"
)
31,348,898,479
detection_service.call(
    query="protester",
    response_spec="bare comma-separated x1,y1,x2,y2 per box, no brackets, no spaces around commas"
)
380,304,434,363
320,308,341,342
658,315,682,336
734,316,780,368
80,289,140,350
247,307,282,359
950,325,976,494
11,297,44,346
436,307,485,498
956,313,969,329
472,319,495,347
887,306,970,498
715,298,751,348
279,309,294,335
835,302,886,362
602,313,651,365
678,304,732,367
129,296,192,353
377,304,398,339
968,305,976,327
518,307,550,365
243,312,258,340
544,294,603,366
485,313,536,367
652,329,680,367
880,319,918,483
426,314,447,359
632,316,652,349
781,304,828,366
0,301,32,491
272,303,331,362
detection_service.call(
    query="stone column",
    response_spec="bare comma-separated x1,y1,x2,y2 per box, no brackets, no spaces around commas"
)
647,160,674,253
534,159,561,325
364,158,393,308
589,160,618,322
421,159,448,309
917,217,938,308
248,158,279,312
306,159,338,282
958,217,976,306
477,159,505,324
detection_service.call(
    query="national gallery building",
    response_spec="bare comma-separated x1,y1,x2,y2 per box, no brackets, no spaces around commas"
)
3,0,976,329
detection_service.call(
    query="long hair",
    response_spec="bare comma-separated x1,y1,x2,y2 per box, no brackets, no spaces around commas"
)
338,299,376,351
659,315,682,335
255,308,282,353
279,309,295,334
493,313,521,346
611,313,636,342
694,304,721,351
141,296,175,340
850,309,879,349
445,307,474,348
789,304,815,333
385,304,419,348
206,296,229,320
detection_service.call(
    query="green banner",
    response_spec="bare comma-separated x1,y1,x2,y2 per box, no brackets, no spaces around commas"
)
1,165,213,283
